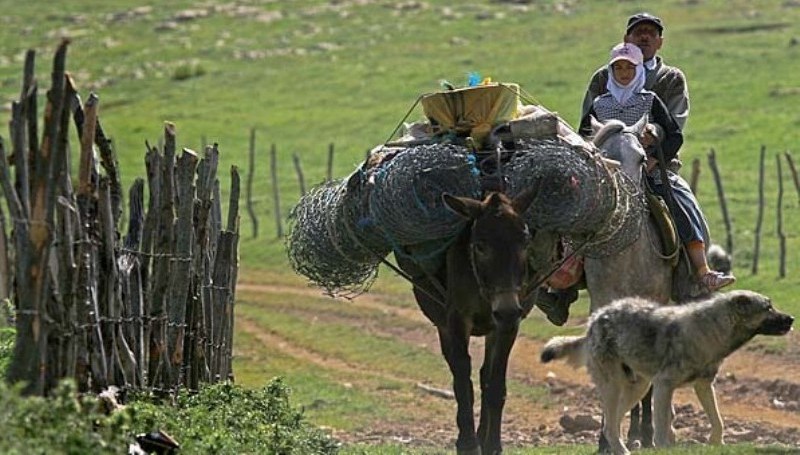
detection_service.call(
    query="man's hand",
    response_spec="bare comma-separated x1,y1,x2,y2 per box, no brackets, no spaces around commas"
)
646,155,659,173
640,123,659,148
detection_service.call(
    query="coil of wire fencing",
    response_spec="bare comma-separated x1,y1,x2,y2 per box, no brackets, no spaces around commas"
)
287,137,646,296
286,173,391,298
367,143,481,246
505,138,645,257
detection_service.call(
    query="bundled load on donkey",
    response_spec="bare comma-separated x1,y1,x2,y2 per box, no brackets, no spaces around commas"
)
286,80,644,297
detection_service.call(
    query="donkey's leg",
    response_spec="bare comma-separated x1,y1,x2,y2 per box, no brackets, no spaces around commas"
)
639,386,654,448
626,403,641,448
437,325,479,454
477,324,520,454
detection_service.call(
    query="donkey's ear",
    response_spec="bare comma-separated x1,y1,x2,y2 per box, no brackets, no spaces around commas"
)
590,115,604,135
511,181,540,215
631,114,648,135
443,193,483,219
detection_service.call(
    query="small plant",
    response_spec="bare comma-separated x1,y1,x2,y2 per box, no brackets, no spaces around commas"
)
0,326,14,380
128,378,339,454
0,376,339,454
172,61,206,81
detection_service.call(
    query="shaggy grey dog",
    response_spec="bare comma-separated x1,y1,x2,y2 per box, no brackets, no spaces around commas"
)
541,290,793,455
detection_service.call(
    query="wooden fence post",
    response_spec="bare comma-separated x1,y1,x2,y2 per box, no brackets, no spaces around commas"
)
293,152,306,197
784,150,800,204
708,148,733,255
270,143,283,238
167,148,199,388
752,146,765,275
246,128,258,238
689,157,700,194
777,154,786,278
327,142,334,182
149,122,178,390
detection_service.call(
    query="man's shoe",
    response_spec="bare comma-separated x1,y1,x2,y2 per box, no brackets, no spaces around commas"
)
534,289,570,326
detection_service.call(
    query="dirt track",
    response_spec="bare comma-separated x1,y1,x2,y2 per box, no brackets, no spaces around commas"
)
236,282,800,450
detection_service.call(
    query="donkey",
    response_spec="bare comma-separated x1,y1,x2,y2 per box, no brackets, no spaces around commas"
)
397,189,537,455
585,116,710,450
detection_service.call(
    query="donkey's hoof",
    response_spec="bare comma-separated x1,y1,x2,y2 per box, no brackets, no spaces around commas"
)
457,446,481,455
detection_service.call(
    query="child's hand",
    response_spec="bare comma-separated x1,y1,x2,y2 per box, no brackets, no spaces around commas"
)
640,123,659,147
646,156,659,172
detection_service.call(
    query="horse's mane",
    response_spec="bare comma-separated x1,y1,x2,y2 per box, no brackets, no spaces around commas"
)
592,119,627,148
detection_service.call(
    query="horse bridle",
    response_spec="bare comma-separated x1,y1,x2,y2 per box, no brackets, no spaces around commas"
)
467,217,530,302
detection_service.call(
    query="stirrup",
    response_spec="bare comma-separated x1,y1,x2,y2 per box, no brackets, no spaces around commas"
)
700,271,735,292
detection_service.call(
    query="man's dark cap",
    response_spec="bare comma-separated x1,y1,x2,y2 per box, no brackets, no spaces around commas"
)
626,12,664,34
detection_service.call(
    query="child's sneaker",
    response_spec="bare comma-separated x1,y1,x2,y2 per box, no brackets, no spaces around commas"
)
700,271,736,292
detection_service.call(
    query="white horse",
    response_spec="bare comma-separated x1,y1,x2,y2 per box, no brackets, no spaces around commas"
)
584,116,709,449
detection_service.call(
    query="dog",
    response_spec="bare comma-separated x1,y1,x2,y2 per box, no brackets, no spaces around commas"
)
541,290,793,455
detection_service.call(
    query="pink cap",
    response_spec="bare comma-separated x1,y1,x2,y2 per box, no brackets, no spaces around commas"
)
609,42,643,65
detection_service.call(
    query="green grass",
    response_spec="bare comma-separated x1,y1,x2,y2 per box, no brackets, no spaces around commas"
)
2,1,800,453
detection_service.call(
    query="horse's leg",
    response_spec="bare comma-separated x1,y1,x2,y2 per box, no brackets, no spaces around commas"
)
639,386,654,448
477,324,519,454
437,325,480,454
626,403,641,448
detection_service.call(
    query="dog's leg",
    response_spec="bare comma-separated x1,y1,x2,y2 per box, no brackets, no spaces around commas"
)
599,382,630,455
622,380,652,449
694,378,724,445
651,380,677,447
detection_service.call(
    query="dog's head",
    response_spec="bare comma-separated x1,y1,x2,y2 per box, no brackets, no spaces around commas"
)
728,290,794,336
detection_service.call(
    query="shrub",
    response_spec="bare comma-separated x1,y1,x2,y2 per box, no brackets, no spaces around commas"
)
0,377,339,454
128,378,339,454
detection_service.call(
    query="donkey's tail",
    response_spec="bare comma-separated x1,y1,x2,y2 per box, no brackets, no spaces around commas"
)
540,336,587,367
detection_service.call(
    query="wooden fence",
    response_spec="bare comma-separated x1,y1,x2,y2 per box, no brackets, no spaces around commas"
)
2,41,240,396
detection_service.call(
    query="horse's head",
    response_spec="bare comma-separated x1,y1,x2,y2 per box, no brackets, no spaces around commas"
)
591,115,648,185
443,189,536,329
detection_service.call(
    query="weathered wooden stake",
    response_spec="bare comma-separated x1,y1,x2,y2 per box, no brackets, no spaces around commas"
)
752,146,765,275
776,154,786,278
270,143,283,238
708,148,733,255
293,152,306,197
246,128,258,238
327,142,334,182
784,150,800,204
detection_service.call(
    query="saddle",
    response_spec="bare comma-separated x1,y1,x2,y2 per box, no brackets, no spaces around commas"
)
644,189,680,268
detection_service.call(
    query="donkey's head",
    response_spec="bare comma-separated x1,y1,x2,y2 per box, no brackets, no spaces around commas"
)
443,189,536,329
591,115,648,186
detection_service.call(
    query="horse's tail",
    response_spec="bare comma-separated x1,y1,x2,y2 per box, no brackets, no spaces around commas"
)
540,336,587,367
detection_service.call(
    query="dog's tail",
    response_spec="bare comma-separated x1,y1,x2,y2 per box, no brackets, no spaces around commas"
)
540,336,587,367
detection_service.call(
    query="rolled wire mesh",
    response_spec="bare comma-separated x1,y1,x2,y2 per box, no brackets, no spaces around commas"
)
286,138,645,296
286,173,391,298
504,138,645,257
567,170,646,258
367,144,481,246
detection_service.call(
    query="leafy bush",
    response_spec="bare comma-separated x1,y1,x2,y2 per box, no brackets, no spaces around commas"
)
0,377,339,454
0,326,13,379
128,378,340,454
0,380,134,455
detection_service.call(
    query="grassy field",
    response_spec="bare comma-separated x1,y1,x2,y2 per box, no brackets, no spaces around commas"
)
1,1,799,453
